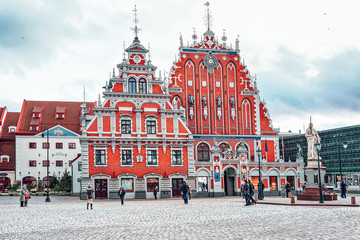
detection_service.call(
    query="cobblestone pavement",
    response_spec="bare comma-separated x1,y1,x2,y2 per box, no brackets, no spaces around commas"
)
1,196,360,240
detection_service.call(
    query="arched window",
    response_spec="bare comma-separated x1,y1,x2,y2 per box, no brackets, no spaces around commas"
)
197,143,210,161
219,142,230,152
139,78,147,93
128,78,136,93
242,99,252,134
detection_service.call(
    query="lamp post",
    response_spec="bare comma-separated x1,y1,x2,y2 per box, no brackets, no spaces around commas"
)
314,141,324,203
336,137,348,182
257,146,264,200
41,126,51,202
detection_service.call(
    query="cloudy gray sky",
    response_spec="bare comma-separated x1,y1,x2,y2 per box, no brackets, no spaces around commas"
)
1,0,359,133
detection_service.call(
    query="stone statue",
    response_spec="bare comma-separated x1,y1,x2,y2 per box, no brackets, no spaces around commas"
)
188,95,194,107
296,144,303,158
202,95,207,108
305,123,321,159
216,96,222,108
230,96,235,108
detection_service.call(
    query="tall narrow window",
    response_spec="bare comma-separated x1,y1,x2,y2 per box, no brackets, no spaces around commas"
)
147,150,157,165
128,78,136,93
95,150,106,165
122,150,132,165
56,143,63,149
121,120,131,134
197,143,210,162
146,120,156,134
242,99,252,134
139,78,147,93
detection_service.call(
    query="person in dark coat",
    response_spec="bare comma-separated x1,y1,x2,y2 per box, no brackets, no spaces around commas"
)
118,186,126,205
248,180,256,205
340,180,348,198
86,184,94,209
153,186,158,200
181,181,189,204
243,180,250,206
285,182,292,198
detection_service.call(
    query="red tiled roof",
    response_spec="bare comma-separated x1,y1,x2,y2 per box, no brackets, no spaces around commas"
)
0,112,20,139
16,100,95,135
0,142,15,171
32,106,42,113
56,106,66,113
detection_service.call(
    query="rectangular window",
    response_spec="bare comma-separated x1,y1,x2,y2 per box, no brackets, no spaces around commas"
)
68,142,76,149
32,113,40,119
95,150,106,165
29,142,37,149
147,150,157,165
78,162,82,171
56,143,63,149
29,160,37,167
42,160,50,167
121,120,131,134
56,113,64,119
56,160,63,167
121,150,132,165
30,126,38,131
42,142,50,149
146,120,156,134
1,157,9,162
121,178,134,192
172,150,182,165
147,178,159,192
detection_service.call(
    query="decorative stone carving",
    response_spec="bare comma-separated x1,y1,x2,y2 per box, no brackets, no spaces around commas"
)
216,96,222,120
305,123,321,159
188,95,194,107
202,95,208,120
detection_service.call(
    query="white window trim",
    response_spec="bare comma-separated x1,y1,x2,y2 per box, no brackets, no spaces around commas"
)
94,147,108,167
0,155,10,163
171,147,183,166
145,118,158,136
120,147,134,166
118,176,136,192
119,116,133,135
8,126,16,133
146,148,158,166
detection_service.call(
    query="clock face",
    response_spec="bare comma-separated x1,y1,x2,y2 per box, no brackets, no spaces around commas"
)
204,54,218,69
133,55,141,64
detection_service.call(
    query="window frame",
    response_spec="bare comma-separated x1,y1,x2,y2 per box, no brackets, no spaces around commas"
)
56,142,63,149
172,149,182,165
197,143,210,162
139,78,147,93
128,78,136,93
94,149,107,166
42,142,50,149
56,160,63,167
29,160,37,167
146,149,158,166
121,119,132,134
146,120,157,134
29,142,37,149
68,142,76,149
42,160,50,167
121,149,133,166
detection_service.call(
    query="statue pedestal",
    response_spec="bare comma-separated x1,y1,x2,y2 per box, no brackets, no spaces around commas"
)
297,186,337,201
304,158,326,185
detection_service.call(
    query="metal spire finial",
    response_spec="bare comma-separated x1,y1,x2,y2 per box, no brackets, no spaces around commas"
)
131,5,141,39
204,2,211,31
148,43,151,60
123,41,126,59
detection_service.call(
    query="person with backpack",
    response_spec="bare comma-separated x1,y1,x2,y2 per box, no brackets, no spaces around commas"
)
181,181,189,204
86,184,94,210
118,186,126,205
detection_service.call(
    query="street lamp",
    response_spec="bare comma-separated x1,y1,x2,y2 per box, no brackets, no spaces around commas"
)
337,138,348,182
257,146,264,200
41,126,51,202
314,141,324,203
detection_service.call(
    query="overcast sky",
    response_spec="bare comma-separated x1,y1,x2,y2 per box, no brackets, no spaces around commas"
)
1,0,359,133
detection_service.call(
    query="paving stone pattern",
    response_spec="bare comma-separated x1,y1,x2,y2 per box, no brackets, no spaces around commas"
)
0,196,359,240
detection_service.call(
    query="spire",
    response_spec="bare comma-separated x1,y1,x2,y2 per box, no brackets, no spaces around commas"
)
148,43,151,61
98,94,101,106
131,5,141,42
203,2,214,36
123,41,126,60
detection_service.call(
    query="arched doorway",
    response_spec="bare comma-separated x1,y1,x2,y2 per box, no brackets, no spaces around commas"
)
224,168,236,196
0,177,10,192
22,176,36,187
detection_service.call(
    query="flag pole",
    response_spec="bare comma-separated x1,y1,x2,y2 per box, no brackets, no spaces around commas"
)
282,136,285,161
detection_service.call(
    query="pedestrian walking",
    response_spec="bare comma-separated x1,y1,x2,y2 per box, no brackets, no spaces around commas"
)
181,181,189,204
188,186,192,200
20,185,30,207
86,184,94,210
340,180,348,198
285,182,291,198
248,180,256,205
153,186,158,200
243,180,250,206
240,181,245,199
118,186,126,205
302,181,307,191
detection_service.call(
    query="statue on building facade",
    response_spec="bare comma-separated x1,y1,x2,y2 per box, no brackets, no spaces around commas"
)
305,122,321,159
188,94,194,107
216,96,222,108
202,95,207,108
230,96,235,108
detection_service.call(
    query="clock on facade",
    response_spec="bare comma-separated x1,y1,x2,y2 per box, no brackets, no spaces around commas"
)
204,54,218,69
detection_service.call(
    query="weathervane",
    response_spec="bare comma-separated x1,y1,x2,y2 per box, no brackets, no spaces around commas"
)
204,2,212,31
131,5,141,38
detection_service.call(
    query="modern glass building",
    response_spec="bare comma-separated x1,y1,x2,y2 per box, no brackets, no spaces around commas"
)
281,125,360,186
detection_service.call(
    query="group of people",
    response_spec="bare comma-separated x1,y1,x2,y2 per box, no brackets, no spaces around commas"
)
241,180,258,206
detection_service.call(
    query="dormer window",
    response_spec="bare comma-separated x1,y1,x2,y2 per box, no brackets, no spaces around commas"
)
128,78,136,93
30,126,38,131
32,113,41,118
1,155,10,163
32,106,42,119
56,106,66,119
8,126,16,133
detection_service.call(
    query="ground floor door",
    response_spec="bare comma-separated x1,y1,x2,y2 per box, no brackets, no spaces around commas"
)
269,176,278,191
224,168,235,196
95,179,107,199
172,178,183,197
0,177,10,192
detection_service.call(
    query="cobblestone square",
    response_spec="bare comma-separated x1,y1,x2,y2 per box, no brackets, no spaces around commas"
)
1,196,360,240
